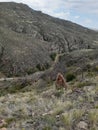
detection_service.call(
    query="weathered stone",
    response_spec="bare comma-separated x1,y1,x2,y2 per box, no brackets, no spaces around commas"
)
0,119,7,128
0,128,7,130
77,121,88,130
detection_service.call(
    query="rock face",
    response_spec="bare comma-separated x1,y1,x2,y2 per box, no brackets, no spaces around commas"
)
0,2,98,76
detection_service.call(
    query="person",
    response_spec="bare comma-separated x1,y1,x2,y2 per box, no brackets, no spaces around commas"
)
55,73,67,89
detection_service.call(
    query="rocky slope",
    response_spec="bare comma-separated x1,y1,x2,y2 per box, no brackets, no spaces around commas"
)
0,74,98,130
0,2,98,77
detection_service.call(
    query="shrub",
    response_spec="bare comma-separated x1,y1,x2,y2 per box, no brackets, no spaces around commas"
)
50,53,56,61
36,63,50,71
66,73,76,82
36,64,42,71
36,64,45,71
44,63,50,69
77,81,91,88
54,89,64,97
8,79,30,93
26,68,38,74
43,126,52,130
94,65,98,71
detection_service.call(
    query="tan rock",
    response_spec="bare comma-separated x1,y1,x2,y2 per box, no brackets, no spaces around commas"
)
77,121,88,130
0,128,7,130
0,119,7,127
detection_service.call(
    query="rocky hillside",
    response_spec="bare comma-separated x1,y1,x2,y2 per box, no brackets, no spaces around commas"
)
0,2,98,77
0,2,98,130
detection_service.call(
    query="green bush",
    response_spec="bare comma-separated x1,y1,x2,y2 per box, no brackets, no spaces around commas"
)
43,126,52,130
44,63,50,69
94,65,98,71
36,64,45,71
54,89,64,97
77,81,91,88
36,64,42,71
50,53,56,61
26,68,38,74
36,63,50,71
66,73,76,82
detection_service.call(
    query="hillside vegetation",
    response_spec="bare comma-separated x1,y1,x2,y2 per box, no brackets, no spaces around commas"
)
0,2,98,77
0,2,98,130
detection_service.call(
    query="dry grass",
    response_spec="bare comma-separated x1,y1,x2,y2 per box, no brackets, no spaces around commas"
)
0,76,98,130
